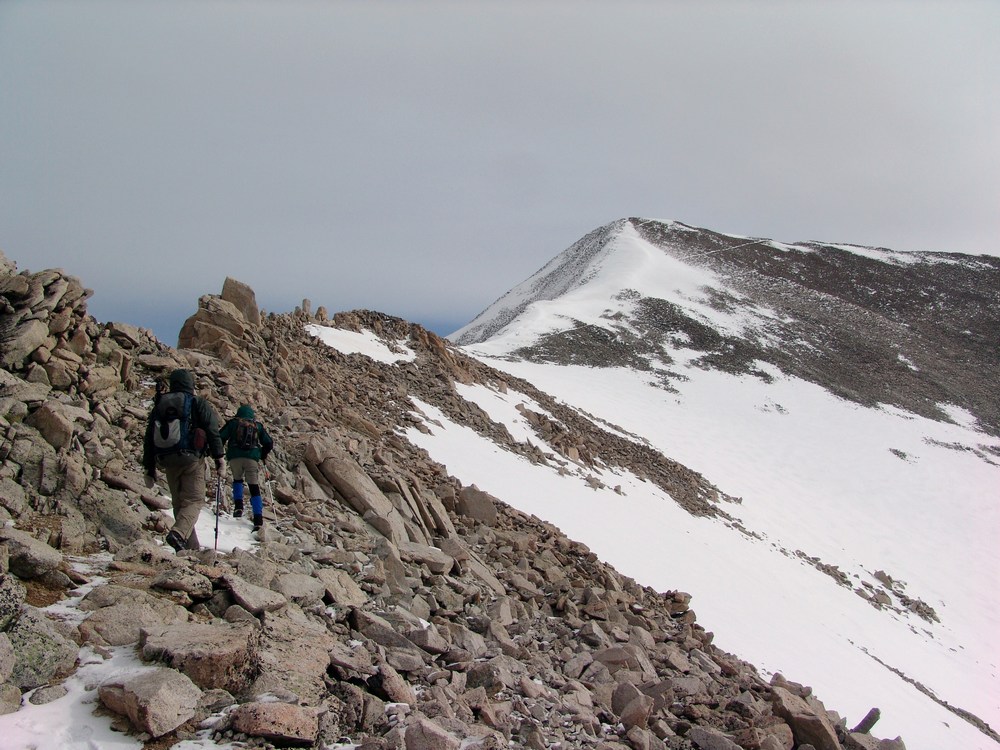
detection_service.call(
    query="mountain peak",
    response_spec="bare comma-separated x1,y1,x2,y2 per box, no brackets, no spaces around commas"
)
454,218,1000,437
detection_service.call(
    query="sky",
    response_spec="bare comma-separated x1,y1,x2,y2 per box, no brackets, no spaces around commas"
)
1,0,999,344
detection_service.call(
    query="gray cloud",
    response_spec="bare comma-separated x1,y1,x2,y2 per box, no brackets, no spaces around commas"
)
1,1,997,343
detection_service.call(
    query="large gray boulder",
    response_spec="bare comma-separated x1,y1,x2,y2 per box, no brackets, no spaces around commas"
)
178,295,249,354
99,667,202,738
771,685,842,750
456,486,499,525
313,566,368,608
304,436,408,544
0,527,62,579
7,607,78,690
78,584,191,647
224,573,288,615
229,701,319,745
0,632,14,683
25,401,75,451
248,616,339,705
140,622,260,694
404,716,461,750
1,319,49,369
0,573,26,630
221,277,261,327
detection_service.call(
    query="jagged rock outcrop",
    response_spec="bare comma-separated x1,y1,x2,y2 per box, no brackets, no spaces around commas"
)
0,253,916,749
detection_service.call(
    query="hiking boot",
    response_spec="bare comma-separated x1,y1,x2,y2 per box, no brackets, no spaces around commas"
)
233,500,244,517
165,529,185,552
252,514,263,530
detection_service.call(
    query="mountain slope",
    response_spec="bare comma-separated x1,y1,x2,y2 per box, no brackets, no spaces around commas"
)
453,217,1000,437
442,219,1000,749
1,229,997,749
2,252,924,750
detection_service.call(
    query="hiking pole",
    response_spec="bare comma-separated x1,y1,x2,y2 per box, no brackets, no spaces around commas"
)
265,467,275,509
262,464,274,529
214,474,222,552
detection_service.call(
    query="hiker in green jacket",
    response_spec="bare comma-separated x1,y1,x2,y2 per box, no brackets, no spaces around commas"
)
143,369,224,552
219,404,274,532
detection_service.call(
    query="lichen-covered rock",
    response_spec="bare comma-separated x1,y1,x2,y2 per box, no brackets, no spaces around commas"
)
0,574,26,630
6,607,78,690
0,632,14,683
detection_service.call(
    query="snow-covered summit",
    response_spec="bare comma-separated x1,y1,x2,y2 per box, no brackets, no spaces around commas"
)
453,217,1000,437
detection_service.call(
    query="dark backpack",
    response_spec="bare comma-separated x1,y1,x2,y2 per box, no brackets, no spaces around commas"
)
234,418,259,451
152,392,206,455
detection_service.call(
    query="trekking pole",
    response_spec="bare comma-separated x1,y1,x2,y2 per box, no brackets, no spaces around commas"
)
214,474,222,551
263,465,274,520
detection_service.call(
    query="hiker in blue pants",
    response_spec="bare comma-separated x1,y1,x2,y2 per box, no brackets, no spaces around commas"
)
219,404,274,533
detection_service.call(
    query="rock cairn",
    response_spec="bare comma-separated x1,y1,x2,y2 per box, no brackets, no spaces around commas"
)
0,251,909,749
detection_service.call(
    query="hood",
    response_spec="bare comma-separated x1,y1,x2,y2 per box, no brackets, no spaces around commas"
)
169,369,195,394
235,404,255,420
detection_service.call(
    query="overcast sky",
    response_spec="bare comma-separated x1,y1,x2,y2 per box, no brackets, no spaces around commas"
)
1,1,998,343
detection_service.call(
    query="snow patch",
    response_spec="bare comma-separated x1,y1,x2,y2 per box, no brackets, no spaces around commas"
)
306,324,416,364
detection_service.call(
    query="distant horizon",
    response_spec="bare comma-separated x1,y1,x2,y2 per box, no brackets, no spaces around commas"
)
86,298,468,348
3,1,997,356
8,208,998,347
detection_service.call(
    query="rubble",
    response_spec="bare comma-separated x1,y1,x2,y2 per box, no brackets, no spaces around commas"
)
0,251,916,748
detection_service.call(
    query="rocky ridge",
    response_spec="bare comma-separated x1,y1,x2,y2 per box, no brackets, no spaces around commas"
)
0,250,912,749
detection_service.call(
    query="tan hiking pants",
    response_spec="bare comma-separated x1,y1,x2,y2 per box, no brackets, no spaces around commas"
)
160,454,206,549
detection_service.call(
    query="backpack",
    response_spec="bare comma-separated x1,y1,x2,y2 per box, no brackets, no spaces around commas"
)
152,392,206,455
234,418,259,451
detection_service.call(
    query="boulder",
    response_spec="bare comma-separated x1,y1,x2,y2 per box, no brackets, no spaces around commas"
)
221,277,261,327
398,541,454,574
404,716,462,750
0,683,22,715
0,574,26,630
151,567,215,601
687,725,743,750
313,566,368,607
620,693,654,730
1,319,49,369
456,485,498,525
106,321,144,348
25,401,75,451
0,527,62,579
140,622,260,693
305,437,408,544
178,295,249,352
80,364,121,398
78,584,191,646
7,607,78,690
771,685,842,750
224,572,288,615
230,701,319,746
0,632,14,683
249,616,339,705
99,667,202,738
273,572,327,607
